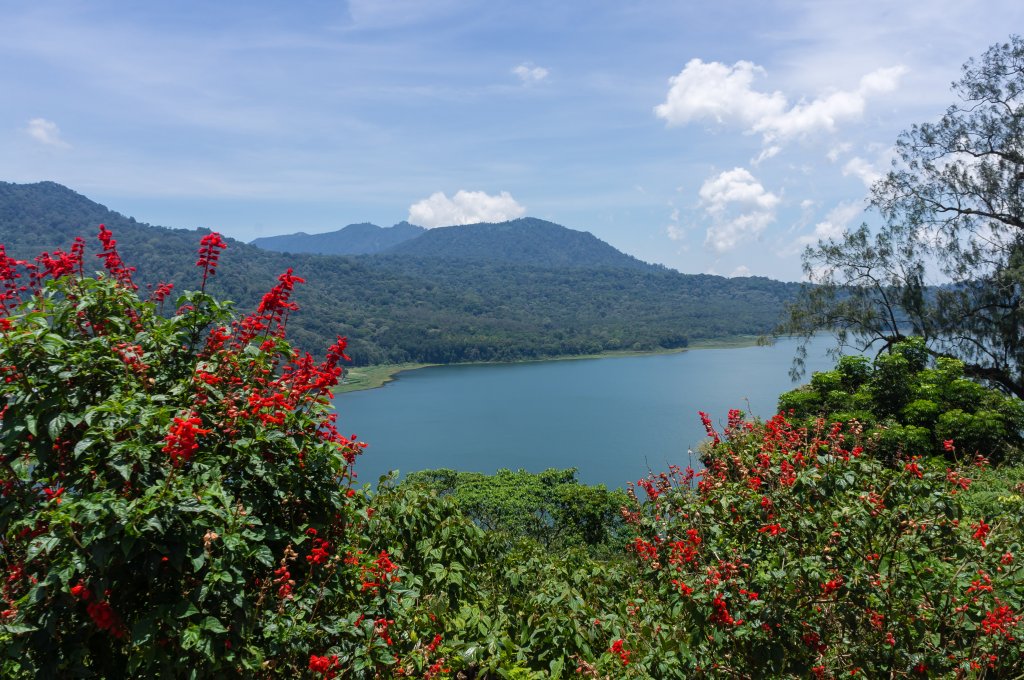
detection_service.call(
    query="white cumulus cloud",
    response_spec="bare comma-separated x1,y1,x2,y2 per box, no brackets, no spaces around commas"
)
512,63,549,84
26,118,70,148
654,59,906,143
698,168,780,253
408,190,526,227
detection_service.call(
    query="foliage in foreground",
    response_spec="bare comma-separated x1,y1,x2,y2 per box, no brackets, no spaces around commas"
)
401,468,630,553
778,338,1024,464
1,228,1022,678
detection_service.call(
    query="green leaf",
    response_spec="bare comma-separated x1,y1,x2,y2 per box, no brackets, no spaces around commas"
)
47,413,68,439
177,603,200,619
110,459,133,481
253,545,274,567
201,616,227,634
0,623,38,635
26,535,59,563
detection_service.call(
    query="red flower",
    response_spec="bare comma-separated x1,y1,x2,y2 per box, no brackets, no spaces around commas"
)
671,579,693,596
308,654,340,678
96,225,137,290
820,576,844,596
161,413,211,466
69,581,91,601
42,485,64,504
148,282,174,303
273,566,293,599
972,521,991,548
306,538,331,566
758,523,786,536
258,268,305,316
698,411,721,446
196,232,228,285
710,593,741,626
426,633,443,653
981,601,1020,639
609,638,631,665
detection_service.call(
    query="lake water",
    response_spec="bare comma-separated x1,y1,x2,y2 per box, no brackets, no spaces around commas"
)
335,336,842,490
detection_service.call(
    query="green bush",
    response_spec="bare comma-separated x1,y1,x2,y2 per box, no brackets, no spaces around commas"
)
778,338,1024,463
401,468,630,553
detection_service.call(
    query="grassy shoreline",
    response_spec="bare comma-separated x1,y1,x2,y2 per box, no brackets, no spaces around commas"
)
336,335,762,393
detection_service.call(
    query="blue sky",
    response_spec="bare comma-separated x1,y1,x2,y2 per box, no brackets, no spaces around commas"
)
2,1,1022,280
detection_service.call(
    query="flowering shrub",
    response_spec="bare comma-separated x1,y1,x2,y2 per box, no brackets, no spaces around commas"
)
0,228,461,677
620,410,1023,677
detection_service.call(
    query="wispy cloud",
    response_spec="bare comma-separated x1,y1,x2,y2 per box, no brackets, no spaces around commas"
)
790,200,864,253
512,63,549,85
408,189,526,227
842,156,883,188
665,205,687,241
26,118,70,148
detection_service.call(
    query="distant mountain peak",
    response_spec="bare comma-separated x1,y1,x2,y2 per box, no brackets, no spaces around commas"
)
250,221,425,255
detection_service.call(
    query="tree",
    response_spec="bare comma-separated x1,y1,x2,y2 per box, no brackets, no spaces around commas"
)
782,36,1024,397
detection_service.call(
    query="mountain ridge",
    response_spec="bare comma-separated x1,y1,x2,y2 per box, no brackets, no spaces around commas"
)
0,180,801,366
378,217,657,270
251,216,658,271
251,221,426,255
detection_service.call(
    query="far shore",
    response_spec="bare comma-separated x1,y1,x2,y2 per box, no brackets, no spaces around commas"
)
336,335,764,394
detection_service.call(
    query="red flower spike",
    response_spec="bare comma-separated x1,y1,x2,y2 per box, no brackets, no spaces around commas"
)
196,232,228,289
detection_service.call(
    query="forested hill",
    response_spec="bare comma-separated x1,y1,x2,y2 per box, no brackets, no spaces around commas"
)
252,217,658,270
250,221,425,255
0,180,802,365
378,217,657,270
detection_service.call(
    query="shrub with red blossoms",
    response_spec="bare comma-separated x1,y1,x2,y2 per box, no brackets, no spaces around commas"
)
621,411,1023,676
0,228,473,678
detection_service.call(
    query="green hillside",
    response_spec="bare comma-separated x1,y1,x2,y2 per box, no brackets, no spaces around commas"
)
381,217,655,269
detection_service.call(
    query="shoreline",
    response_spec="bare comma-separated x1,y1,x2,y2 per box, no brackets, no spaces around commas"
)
336,335,763,394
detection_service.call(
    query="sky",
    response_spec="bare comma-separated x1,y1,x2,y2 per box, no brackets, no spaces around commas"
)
2,1,1022,280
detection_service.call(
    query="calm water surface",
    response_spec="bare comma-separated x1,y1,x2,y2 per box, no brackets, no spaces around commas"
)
335,337,840,490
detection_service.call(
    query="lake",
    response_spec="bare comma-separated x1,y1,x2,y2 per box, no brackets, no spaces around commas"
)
335,336,842,490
